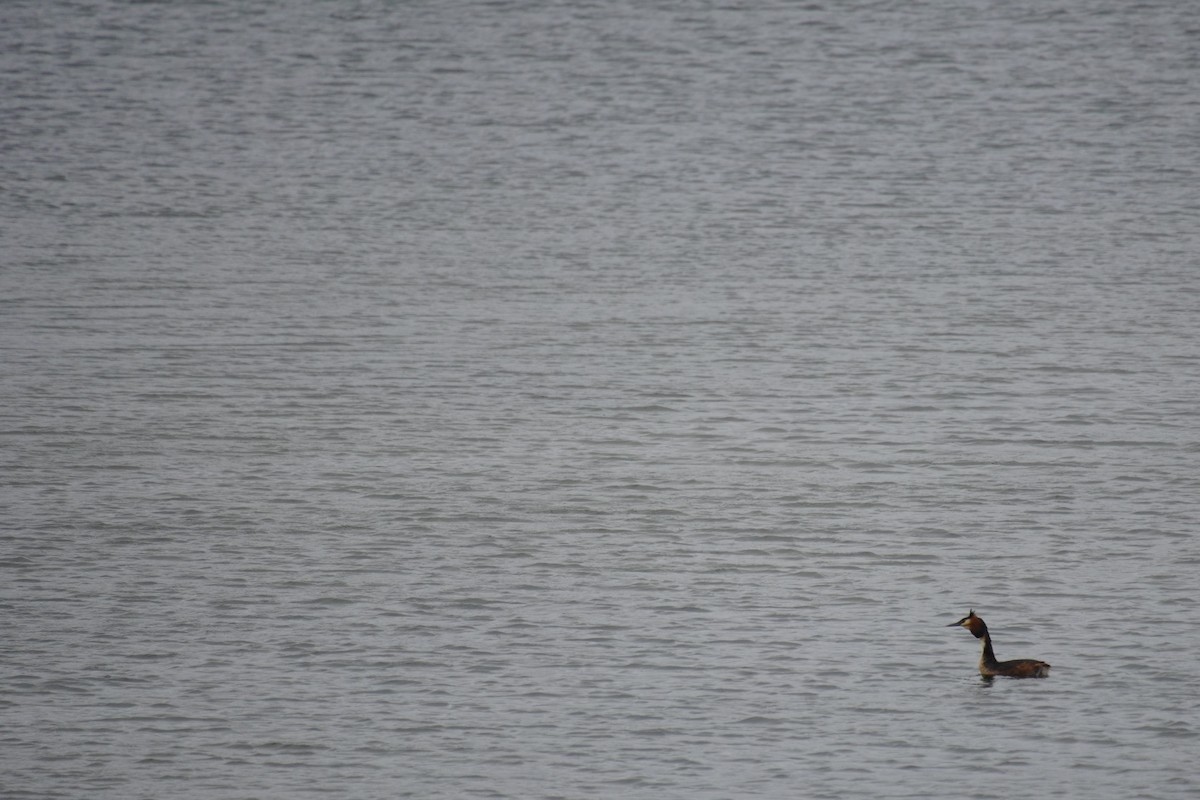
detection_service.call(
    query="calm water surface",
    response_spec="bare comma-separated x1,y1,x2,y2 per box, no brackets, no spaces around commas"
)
3,1,1199,798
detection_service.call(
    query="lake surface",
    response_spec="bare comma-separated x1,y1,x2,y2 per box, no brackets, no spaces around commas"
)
3,1,1199,797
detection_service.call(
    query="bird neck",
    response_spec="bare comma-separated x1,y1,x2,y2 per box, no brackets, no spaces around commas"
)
979,633,1000,668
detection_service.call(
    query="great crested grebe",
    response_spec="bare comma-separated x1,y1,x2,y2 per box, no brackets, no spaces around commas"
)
948,610,1051,679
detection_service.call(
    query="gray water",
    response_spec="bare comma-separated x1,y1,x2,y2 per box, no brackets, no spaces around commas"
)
3,0,1199,797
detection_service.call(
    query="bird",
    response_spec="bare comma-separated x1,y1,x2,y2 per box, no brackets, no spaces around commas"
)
948,610,1051,678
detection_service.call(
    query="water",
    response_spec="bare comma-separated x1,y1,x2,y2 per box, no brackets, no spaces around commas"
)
3,0,1199,797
